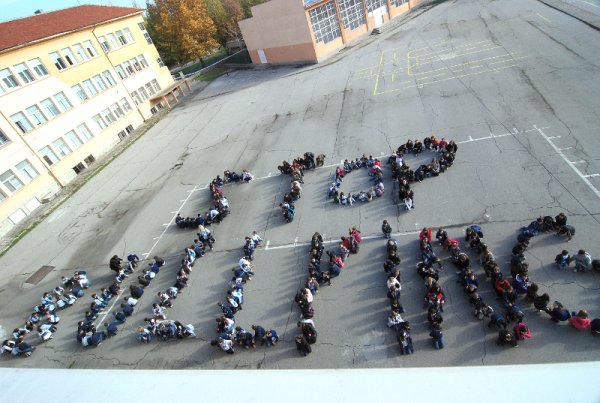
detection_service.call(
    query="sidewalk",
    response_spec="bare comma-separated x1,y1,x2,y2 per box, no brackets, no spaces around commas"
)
537,0,600,30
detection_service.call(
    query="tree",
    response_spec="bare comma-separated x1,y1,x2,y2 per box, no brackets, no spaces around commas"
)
205,0,244,47
146,0,218,66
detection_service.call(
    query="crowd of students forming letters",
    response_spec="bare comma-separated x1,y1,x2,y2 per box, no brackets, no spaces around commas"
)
4,139,600,360
380,211,599,354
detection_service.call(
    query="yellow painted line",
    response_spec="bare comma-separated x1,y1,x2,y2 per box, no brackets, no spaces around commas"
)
537,13,551,23
373,50,385,96
417,44,502,63
408,40,493,57
488,55,528,65
406,52,521,76
376,64,519,95
407,49,412,76
392,73,395,82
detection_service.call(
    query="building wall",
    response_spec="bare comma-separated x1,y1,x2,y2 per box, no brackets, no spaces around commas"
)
239,0,318,64
0,13,173,237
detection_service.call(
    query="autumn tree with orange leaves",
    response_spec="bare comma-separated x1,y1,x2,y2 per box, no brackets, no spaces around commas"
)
146,0,218,65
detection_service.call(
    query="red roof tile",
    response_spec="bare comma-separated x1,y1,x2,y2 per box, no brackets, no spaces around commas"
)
0,5,143,53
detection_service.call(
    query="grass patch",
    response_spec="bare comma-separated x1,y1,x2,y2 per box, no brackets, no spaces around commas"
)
176,48,229,75
194,67,228,82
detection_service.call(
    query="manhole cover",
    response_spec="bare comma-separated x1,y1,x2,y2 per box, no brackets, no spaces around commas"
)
25,265,55,285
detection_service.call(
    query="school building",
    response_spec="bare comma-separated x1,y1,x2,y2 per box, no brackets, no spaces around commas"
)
0,5,175,236
239,0,430,65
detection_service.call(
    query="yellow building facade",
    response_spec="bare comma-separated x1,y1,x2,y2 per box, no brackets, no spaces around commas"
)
0,5,174,236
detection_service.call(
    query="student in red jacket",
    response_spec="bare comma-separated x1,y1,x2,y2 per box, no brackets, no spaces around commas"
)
569,310,592,331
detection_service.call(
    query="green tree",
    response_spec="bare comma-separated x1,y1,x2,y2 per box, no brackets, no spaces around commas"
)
205,0,244,47
145,0,218,66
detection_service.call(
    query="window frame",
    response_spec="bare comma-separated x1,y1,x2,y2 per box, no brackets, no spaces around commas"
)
41,98,61,118
13,63,35,84
49,51,67,70
28,58,48,77
64,130,83,149
72,84,89,102
25,104,48,126
82,79,98,97
53,92,73,112
11,112,34,133
39,146,59,166
102,70,116,86
0,169,24,192
83,40,99,57
52,137,72,158
15,159,39,183
0,68,20,88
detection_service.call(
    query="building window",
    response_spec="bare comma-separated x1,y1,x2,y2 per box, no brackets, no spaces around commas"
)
130,90,142,105
72,84,88,102
138,22,146,31
98,36,110,52
107,33,119,49
124,27,135,43
111,102,125,118
137,54,149,69
41,98,61,118
145,82,155,96
82,79,98,97
76,123,93,141
29,58,49,77
116,30,128,45
138,86,149,101
73,43,89,61
93,114,108,130
151,79,161,92
26,105,47,126
338,0,366,30
73,162,86,175
52,138,72,158
144,32,153,44
39,146,59,166
123,61,134,75
391,0,408,6
101,108,116,124
156,56,164,67
120,98,133,113
64,130,83,149
0,170,24,192
115,65,127,79
131,57,142,72
11,112,33,133
84,155,96,165
15,159,39,183
0,130,10,146
61,47,78,65
93,75,108,91
366,0,386,12
54,92,73,112
0,68,20,88
83,40,99,57
102,70,116,86
49,51,67,70
13,63,35,83
0,189,5,202
125,124,134,134
309,2,341,44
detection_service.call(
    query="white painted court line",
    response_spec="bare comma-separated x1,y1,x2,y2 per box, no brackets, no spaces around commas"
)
98,184,198,326
534,125,600,199
571,161,587,164
456,126,550,145
264,230,420,251
584,173,600,178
